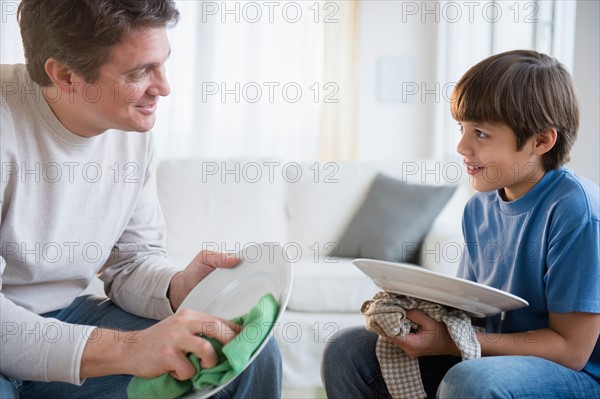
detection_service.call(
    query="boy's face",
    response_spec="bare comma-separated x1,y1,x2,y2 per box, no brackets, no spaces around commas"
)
64,27,171,136
456,121,546,201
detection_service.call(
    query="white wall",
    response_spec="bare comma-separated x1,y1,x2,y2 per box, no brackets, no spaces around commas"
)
356,1,438,161
357,0,600,188
570,0,600,185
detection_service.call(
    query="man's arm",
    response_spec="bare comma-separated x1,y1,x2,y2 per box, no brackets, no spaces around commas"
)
79,244,240,381
0,280,94,383
97,135,179,320
80,309,241,380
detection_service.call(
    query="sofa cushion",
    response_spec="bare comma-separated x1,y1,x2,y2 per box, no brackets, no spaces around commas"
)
285,163,381,258
286,257,380,312
157,159,288,262
286,161,466,259
336,173,456,264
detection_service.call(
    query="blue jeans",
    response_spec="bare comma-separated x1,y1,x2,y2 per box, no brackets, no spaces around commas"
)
321,326,600,399
1,295,281,399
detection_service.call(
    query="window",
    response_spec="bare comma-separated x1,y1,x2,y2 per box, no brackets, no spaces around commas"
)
154,1,329,160
433,0,577,159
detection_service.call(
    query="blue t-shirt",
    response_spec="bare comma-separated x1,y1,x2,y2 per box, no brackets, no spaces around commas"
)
458,168,600,380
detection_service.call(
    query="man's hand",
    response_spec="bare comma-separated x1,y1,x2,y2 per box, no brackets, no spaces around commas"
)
388,309,460,358
122,310,241,380
81,310,242,380
168,250,239,311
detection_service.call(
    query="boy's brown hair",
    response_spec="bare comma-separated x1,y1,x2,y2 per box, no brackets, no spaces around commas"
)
450,50,579,171
18,0,180,87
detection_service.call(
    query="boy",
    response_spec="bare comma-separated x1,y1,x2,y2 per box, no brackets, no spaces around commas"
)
0,1,281,397
321,50,599,398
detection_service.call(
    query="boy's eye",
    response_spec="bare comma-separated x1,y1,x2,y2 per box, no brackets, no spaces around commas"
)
457,123,464,134
475,129,487,138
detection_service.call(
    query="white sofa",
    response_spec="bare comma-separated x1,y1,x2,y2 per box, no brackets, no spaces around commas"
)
154,158,472,390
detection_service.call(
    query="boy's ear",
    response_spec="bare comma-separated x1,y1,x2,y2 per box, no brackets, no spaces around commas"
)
44,58,76,94
532,127,557,155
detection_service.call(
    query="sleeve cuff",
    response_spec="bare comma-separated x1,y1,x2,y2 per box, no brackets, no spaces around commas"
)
45,323,97,384
151,264,180,319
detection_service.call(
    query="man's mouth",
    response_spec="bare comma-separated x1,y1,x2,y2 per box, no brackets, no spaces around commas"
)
135,102,157,115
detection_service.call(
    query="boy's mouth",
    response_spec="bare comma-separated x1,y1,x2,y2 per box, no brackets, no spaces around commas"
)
465,164,484,175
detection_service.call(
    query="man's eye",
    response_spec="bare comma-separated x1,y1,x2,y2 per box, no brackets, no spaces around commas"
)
130,69,149,80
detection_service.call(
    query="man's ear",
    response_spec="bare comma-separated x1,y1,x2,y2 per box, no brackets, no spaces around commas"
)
44,58,76,94
533,127,558,155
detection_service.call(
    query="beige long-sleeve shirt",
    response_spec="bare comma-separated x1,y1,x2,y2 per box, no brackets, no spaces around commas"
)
0,64,180,384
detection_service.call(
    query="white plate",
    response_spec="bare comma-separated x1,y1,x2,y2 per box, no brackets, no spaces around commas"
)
353,259,527,318
178,243,293,398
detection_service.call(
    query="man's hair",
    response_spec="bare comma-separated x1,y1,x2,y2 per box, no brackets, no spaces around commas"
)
450,50,579,171
18,0,180,86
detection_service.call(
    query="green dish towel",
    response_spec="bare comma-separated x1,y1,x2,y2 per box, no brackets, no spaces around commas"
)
127,293,279,399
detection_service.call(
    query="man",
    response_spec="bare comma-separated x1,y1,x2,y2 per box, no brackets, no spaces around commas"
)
0,1,281,397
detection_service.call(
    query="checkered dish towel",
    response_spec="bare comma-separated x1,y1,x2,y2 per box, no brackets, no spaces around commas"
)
361,292,482,399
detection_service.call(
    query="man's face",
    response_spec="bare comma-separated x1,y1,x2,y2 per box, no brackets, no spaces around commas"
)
456,121,545,201
69,27,171,135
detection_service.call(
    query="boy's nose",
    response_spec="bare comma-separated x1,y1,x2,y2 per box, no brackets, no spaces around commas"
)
456,133,474,157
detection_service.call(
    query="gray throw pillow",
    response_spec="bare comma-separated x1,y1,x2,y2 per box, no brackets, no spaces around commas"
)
336,173,456,264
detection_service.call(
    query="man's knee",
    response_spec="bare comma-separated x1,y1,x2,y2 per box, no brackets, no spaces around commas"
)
254,337,281,370
0,374,19,399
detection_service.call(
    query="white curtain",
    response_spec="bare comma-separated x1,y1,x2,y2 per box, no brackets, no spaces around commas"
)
154,0,328,161
0,2,25,64
318,1,359,161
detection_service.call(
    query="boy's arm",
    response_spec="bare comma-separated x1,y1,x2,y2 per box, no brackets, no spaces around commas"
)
477,312,600,370
391,310,599,371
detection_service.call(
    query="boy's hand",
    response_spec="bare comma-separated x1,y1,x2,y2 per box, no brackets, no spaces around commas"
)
388,309,461,358
168,250,239,310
